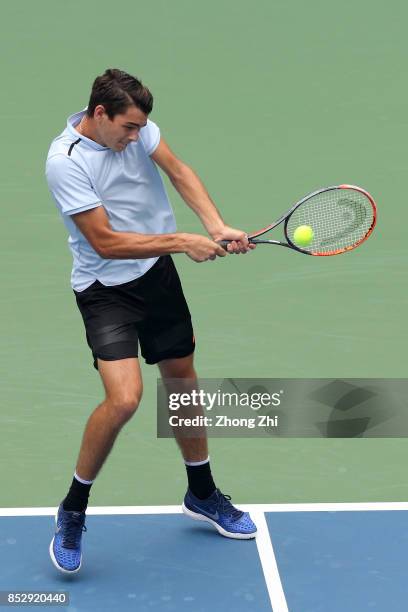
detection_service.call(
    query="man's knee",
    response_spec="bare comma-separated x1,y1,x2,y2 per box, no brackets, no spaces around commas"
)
106,389,142,424
98,358,143,424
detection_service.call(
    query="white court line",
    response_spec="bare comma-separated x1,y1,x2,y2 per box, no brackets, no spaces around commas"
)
1,501,408,517
241,502,408,513
0,506,180,517
252,510,288,612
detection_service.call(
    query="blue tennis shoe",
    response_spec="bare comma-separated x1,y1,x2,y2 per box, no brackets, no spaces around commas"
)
49,504,87,573
182,488,257,539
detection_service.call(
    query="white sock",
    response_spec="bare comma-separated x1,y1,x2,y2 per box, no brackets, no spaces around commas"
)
74,471,94,485
184,456,210,467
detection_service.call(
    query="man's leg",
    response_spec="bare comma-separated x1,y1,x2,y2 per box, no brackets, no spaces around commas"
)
75,357,143,481
158,353,257,539
158,353,207,463
50,357,143,573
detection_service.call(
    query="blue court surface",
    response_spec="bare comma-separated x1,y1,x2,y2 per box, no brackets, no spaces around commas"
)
0,503,407,611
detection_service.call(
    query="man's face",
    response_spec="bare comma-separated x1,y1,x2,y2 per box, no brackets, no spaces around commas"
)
95,105,148,152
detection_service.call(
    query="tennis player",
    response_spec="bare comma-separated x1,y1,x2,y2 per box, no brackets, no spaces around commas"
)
45,68,257,574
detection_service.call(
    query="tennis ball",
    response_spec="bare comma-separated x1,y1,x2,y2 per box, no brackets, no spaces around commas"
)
293,225,314,247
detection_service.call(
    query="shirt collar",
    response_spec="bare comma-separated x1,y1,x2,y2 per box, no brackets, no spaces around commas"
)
67,108,109,151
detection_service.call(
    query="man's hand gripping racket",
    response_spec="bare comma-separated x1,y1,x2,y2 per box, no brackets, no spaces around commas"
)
219,185,377,256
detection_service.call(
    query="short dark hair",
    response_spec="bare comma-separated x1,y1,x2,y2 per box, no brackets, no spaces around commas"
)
86,68,153,119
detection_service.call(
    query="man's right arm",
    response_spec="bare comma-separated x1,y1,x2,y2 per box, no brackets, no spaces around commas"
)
71,206,226,263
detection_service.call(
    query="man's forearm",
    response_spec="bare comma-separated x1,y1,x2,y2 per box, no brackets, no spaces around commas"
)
100,231,189,259
170,164,225,236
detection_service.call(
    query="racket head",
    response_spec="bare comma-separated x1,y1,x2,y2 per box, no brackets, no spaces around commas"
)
282,185,377,256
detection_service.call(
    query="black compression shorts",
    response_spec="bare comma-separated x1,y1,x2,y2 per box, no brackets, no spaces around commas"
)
73,255,195,370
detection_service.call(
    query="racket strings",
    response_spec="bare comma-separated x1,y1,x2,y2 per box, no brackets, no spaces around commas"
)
285,189,375,254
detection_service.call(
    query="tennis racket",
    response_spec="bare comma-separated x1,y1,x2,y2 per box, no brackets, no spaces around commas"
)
221,185,377,256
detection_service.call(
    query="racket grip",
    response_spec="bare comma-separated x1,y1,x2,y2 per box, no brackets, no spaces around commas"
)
217,240,230,249
217,238,254,249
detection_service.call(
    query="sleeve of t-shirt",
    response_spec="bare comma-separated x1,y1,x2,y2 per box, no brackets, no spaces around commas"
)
45,154,101,216
139,119,161,155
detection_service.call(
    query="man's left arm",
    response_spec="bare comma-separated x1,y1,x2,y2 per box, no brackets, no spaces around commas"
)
151,138,253,254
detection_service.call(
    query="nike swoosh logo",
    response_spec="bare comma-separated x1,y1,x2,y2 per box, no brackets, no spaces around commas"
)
192,505,219,520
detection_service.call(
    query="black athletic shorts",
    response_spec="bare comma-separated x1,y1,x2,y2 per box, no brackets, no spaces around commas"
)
73,255,195,370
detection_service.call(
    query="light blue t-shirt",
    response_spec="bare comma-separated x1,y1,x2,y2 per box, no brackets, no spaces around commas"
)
45,109,177,291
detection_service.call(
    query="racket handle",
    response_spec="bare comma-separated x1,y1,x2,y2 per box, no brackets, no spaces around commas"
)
217,238,255,249
218,240,230,249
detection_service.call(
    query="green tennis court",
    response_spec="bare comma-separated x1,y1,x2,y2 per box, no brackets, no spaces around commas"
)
1,1,406,609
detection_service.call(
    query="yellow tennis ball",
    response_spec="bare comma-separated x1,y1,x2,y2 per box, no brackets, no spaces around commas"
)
293,225,314,247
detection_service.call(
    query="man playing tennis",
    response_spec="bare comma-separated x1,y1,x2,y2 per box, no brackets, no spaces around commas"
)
45,68,257,574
